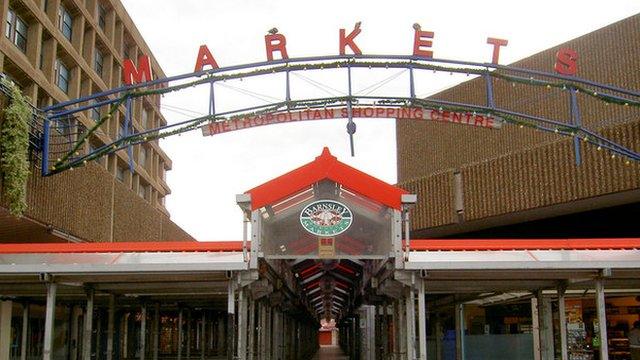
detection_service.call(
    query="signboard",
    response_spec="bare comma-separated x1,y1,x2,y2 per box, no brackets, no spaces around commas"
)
318,237,336,258
300,200,353,237
202,107,502,136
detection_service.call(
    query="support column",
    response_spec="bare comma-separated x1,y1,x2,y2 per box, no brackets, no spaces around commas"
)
418,281,427,360
264,306,271,359
107,295,115,360
141,305,147,360
393,300,401,359
71,306,81,360
399,299,407,359
382,303,389,358
83,288,95,360
238,288,247,360
595,279,609,360
406,288,416,360
538,292,554,360
201,312,206,360
455,304,465,360
435,315,443,360
227,280,236,360
531,297,541,360
187,310,192,359
153,303,160,360
248,297,255,360
20,303,29,360
558,286,568,360
178,309,183,360
0,300,12,360
43,283,57,360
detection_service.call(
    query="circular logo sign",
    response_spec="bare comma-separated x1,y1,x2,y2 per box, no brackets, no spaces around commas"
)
300,200,353,236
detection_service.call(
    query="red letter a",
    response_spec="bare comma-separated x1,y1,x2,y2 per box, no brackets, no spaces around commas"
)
194,45,219,72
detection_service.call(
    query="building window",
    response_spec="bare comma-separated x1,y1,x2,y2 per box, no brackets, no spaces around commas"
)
139,146,147,168
90,101,100,121
39,38,45,69
54,59,70,93
94,48,103,77
98,4,106,30
58,5,72,41
138,183,149,200
5,9,28,53
141,108,149,129
116,165,126,182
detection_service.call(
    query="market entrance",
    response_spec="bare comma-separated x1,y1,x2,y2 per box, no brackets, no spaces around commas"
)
0,149,639,360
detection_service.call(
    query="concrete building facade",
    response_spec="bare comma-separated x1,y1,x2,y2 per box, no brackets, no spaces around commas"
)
396,14,640,238
0,0,193,242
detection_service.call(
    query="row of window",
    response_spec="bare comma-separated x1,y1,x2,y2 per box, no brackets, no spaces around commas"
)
7,5,111,92
115,163,162,204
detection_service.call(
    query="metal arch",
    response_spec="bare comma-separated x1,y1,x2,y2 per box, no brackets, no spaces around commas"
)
38,54,640,176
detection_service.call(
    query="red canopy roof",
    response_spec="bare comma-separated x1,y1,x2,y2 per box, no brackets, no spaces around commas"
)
246,147,408,210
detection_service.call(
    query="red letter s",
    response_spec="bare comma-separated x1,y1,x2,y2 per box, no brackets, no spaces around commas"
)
554,48,578,76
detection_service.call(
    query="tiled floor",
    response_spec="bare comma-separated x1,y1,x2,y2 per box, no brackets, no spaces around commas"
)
311,345,350,359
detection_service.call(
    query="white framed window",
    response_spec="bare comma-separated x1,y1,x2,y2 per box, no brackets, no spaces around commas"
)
98,4,106,30
94,48,104,77
54,59,70,93
58,5,72,41
5,9,28,53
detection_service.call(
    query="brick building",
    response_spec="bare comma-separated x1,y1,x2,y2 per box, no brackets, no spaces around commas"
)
397,14,640,238
0,0,193,242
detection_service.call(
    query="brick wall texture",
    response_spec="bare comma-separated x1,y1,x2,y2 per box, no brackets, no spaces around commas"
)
1,161,194,242
396,14,640,234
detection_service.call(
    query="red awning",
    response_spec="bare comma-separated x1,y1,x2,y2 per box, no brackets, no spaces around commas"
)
245,147,408,210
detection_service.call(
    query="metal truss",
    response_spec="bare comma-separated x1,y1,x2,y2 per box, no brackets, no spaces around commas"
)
37,55,640,176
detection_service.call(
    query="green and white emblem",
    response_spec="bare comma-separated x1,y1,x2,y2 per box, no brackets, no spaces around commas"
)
300,200,353,236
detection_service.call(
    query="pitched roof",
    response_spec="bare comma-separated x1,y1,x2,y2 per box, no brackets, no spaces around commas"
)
246,147,408,210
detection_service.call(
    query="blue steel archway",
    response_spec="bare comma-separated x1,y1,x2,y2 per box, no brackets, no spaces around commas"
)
38,54,640,176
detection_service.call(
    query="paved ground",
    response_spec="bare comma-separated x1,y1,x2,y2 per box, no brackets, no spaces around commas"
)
311,345,349,359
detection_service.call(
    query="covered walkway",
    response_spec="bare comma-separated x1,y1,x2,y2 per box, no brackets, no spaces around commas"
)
0,150,639,360
312,346,349,360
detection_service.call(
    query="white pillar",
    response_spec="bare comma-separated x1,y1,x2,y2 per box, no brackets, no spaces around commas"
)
531,297,541,360
0,300,12,360
248,298,255,360
106,295,115,360
595,279,609,360
187,310,191,359
558,287,568,360
43,283,57,360
201,312,206,360
418,280,427,360
153,303,160,360
140,305,147,360
238,288,247,360
20,303,29,360
83,288,95,360
178,309,183,360
539,293,554,360
455,304,465,360
406,288,416,360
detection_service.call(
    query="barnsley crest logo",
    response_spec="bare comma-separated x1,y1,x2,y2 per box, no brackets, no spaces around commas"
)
300,200,353,236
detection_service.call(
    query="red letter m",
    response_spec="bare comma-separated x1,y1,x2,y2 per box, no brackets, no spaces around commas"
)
122,55,153,85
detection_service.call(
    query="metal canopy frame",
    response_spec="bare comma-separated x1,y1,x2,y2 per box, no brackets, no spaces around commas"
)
34,54,640,176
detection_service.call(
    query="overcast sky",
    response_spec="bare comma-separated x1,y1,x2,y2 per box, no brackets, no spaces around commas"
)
120,0,640,241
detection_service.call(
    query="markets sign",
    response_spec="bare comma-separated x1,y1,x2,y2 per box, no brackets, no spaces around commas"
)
123,23,578,84
202,107,502,136
300,200,353,237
